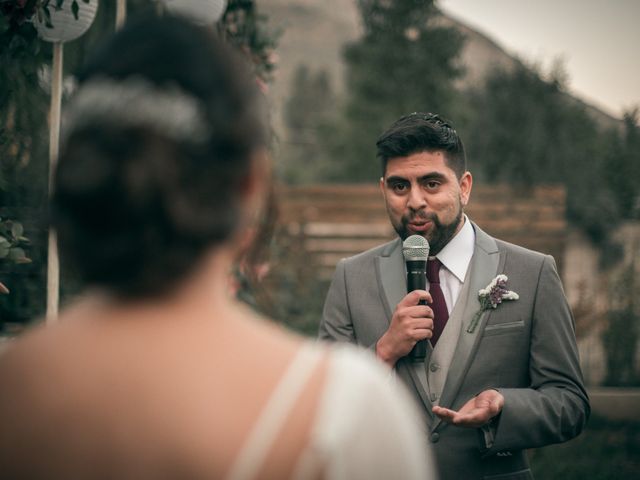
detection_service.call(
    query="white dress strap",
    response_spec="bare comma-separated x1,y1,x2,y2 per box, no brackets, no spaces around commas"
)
225,343,323,480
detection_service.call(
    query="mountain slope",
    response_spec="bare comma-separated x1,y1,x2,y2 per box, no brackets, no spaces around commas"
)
260,0,621,132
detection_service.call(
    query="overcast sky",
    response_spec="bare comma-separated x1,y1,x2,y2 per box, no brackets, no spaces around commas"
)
439,0,639,119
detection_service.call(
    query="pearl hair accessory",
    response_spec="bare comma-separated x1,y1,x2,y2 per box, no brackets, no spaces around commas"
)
62,76,210,145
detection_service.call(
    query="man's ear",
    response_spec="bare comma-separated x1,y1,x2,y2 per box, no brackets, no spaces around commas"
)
459,171,472,206
379,176,386,199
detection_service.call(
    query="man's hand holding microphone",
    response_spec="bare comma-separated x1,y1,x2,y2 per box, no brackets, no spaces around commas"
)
376,235,434,367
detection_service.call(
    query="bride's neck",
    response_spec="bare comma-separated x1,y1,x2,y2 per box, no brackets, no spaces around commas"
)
73,246,243,323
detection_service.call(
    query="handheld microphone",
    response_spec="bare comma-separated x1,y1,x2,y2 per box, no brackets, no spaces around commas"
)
402,235,430,361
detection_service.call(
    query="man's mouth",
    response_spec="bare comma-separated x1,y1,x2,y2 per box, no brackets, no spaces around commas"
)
407,220,433,233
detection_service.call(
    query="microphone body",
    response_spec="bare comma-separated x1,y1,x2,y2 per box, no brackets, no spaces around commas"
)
406,259,428,360
406,260,427,292
402,235,430,361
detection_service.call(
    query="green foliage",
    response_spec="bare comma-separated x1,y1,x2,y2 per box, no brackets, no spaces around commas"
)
314,0,465,182
463,61,638,244
602,262,640,386
280,65,337,183
0,218,31,264
259,226,328,337
0,217,31,295
221,0,280,84
0,1,143,325
604,109,640,220
0,1,49,311
0,3,49,191
603,309,640,386
1,1,87,30
465,63,581,184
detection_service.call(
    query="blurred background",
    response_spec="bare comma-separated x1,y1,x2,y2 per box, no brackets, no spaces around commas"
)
1,1,638,477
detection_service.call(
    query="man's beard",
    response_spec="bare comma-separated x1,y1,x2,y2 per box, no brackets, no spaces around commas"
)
394,203,464,255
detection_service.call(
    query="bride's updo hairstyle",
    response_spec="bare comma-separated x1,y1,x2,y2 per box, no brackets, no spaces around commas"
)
52,14,269,298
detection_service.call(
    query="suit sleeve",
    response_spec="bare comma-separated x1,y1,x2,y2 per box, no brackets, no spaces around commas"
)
484,255,590,453
318,259,356,344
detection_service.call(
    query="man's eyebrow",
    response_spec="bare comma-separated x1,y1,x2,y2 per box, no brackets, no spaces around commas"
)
385,172,448,185
418,172,447,182
385,175,408,185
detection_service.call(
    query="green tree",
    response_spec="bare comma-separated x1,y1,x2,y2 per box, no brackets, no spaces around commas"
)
281,64,336,183
0,1,52,325
321,0,464,182
465,61,619,243
602,260,640,386
605,109,640,220
221,0,279,84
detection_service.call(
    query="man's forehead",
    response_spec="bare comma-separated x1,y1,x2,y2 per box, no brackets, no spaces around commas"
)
384,151,453,176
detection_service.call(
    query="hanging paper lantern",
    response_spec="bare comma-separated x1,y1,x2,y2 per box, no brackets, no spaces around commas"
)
35,0,99,43
162,0,227,25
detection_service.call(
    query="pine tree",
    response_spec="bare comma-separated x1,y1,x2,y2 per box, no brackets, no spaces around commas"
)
282,65,335,183
606,109,640,219
322,0,464,182
465,64,621,245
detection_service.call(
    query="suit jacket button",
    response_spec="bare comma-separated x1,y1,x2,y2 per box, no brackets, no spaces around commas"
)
429,363,440,372
431,432,440,443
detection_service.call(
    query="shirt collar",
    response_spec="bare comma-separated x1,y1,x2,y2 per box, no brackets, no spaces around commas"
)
434,215,475,283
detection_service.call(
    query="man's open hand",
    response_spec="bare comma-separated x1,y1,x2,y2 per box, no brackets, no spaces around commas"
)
432,389,504,428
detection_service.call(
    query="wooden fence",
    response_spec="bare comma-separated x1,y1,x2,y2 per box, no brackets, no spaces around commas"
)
276,183,567,278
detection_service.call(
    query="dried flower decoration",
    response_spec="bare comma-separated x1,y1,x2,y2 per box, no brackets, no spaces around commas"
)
467,274,519,333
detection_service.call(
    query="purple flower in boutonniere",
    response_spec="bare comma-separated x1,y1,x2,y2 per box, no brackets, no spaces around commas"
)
466,274,519,333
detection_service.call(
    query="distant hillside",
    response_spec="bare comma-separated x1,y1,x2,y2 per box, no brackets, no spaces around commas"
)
435,12,622,132
259,0,360,133
260,0,621,133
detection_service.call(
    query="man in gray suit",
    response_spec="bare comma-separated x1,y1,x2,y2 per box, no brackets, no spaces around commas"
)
319,113,589,479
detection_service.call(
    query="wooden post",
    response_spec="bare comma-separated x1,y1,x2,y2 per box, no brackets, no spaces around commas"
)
46,42,63,324
116,0,127,30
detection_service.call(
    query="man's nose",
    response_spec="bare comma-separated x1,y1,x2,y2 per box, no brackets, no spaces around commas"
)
407,187,427,211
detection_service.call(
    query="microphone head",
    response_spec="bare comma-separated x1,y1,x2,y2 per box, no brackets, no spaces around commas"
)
402,235,430,261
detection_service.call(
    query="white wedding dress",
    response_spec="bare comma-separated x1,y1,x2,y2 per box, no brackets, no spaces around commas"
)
226,343,436,480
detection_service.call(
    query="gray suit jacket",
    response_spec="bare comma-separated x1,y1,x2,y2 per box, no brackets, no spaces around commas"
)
319,222,589,480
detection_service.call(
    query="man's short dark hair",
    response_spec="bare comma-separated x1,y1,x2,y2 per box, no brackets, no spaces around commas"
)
376,112,466,178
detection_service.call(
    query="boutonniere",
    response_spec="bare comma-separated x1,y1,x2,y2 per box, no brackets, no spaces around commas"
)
466,274,519,333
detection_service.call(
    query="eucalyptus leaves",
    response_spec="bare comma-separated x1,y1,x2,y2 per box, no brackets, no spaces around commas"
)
0,218,31,294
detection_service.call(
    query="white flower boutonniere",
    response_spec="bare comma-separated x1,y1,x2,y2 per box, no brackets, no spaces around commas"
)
466,274,519,333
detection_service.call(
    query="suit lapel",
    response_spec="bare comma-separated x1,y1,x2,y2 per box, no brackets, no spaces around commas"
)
376,238,405,319
435,224,502,424
376,238,435,416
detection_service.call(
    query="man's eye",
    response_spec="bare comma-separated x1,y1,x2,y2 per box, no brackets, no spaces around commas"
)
425,181,440,189
393,183,408,192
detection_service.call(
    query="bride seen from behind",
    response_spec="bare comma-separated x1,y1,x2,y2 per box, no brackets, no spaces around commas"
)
0,14,435,480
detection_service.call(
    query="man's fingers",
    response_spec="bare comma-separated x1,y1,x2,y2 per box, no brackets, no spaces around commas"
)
399,290,433,307
432,406,456,422
406,305,433,319
412,327,433,340
451,410,487,426
407,315,434,332
433,405,490,427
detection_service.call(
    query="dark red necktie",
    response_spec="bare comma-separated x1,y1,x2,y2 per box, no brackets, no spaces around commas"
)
427,258,449,346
